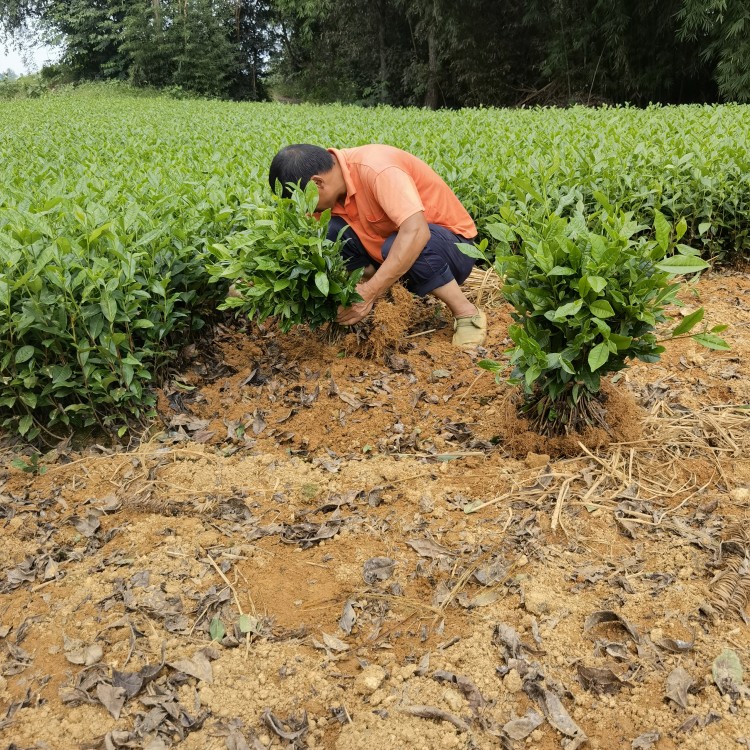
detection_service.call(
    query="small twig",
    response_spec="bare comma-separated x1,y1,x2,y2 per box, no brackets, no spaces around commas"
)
205,552,246,617
459,371,485,403
403,328,436,339
656,474,715,521
551,477,573,533
500,508,513,533
399,705,469,732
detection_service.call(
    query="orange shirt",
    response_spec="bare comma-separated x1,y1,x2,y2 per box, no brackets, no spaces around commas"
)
329,145,476,263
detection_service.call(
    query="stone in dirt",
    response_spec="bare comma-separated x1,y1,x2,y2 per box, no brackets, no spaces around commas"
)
354,664,387,695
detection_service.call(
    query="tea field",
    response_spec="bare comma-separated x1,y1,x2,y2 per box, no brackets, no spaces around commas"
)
1,93,749,440
1,92,749,750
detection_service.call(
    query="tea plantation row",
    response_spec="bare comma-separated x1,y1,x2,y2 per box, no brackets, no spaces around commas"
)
1,93,748,440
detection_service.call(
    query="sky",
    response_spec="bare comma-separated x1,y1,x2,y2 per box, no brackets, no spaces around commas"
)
0,42,60,75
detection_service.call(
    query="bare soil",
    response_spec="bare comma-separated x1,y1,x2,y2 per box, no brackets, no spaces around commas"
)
1,271,749,750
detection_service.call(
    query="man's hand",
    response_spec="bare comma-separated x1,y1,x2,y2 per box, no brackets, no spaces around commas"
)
336,212,430,326
336,282,375,325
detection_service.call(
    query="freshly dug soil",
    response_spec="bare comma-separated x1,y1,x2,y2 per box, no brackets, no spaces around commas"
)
1,270,749,750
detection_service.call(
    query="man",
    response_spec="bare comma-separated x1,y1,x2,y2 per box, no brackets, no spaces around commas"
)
268,143,486,349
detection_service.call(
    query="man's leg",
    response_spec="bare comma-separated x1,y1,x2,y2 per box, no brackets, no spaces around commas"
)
381,225,486,348
328,216,378,280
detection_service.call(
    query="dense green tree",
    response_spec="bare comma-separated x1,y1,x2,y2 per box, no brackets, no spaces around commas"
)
678,0,750,102
167,0,237,97
229,0,276,100
44,0,126,79
2,0,750,104
120,1,172,88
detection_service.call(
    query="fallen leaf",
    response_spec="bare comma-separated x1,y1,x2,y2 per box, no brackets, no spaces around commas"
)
631,730,660,749
322,633,349,652
406,539,456,559
433,670,485,710
712,647,743,695
363,557,395,584
577,665,632,694
525,681,587,748
262,709,308,741
665,667,693,709
96,683,126,720
653,635,694,653
460,589,506,609
503,709,544,740
69,512,101,537
584,610,641,644
399,705,469,732
677,715,701,733
339,601,356,635
168,650,213,683
63,637,103,666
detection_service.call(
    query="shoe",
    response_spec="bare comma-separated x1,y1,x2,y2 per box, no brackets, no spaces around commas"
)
452,309,487,349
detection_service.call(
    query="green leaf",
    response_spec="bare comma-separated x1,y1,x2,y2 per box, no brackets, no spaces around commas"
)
314,272,330,296
586,276,607,294
655,255,710,275
238,614,258,634
588,342,610,372
546,299,583,321
548,266,574,276
14,345,35,364
457,242,487,260
209,617,225,642
589,300,615,319
712,648,743,695
524,366,542,387
692,333,730,351
18,414,33,436
608,333,632,350
654,209,670,252
672,308,704,336
100,295,117,323
19,392,37,409
478,359,503,374
675,217,687,240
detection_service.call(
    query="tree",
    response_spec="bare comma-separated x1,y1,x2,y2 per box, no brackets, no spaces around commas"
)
229,0,276,101
44,0,127,79
172,0,236,97
678,0,750,102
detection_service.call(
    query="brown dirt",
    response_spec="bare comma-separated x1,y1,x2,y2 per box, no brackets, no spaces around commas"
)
1,270,749,750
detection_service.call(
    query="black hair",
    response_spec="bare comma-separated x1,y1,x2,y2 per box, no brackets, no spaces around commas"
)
268,144,335,198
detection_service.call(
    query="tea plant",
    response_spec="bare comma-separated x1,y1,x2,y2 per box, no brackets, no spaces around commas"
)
208,183,362,332
465,201,729,435
0,93,747,442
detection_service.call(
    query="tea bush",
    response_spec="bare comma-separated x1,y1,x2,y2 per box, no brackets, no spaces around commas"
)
465,199,728,435
207,184,362,332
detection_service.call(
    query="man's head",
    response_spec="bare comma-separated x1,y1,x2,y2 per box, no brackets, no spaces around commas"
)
269,144,344,211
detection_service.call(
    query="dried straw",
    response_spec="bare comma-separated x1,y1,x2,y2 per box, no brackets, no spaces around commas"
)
463,267,504,308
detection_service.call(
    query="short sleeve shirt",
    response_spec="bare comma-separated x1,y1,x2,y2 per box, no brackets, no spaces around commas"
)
329,145,476,263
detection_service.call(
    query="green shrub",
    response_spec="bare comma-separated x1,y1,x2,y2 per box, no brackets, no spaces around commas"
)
464,201,728,435
0,208,220,441
208,184,362,332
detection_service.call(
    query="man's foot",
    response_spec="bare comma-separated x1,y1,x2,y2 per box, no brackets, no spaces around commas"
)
452,308,487,349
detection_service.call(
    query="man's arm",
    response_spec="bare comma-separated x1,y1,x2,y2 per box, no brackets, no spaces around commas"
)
336,211,430,326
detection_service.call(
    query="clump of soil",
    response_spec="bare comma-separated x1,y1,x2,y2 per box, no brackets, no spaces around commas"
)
1,271,749,750
341,282,439,359
479,380,646,459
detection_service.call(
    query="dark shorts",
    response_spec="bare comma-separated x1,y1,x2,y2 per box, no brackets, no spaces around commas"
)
327,216,477,297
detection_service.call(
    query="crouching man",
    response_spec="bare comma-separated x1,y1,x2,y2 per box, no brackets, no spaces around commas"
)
268,143,486,349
